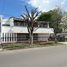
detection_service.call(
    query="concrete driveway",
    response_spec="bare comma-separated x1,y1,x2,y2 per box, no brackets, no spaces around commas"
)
0,45,67,67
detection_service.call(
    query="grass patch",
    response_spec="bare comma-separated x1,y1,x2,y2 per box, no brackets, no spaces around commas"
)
0,41,64,50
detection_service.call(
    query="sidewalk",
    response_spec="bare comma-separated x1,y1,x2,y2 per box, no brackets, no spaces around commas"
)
0,42,67,54
0,47,66,54
58,42,67,45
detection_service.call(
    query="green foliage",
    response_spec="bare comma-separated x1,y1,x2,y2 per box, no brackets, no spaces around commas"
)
37,12,51,21
61,15,67,30
63,24,67,29
37,8,63,34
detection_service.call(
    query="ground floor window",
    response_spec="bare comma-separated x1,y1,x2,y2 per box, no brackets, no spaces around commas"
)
17,33,29,41
33,34,38,40
17,33,38,42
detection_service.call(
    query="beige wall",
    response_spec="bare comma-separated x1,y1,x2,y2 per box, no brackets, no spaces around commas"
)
38,34,50,41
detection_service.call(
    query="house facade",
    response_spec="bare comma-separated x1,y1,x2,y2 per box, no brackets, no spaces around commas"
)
0,17,54,43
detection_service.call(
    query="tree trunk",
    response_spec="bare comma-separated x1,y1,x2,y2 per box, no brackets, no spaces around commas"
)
55,33,57,43
30,32,33,45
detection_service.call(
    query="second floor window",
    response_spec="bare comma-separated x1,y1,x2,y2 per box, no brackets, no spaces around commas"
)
14,21,27,26
40,23,48,28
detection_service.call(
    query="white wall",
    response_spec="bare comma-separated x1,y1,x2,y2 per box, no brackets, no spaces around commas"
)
1,26,54,34
38,34,50,41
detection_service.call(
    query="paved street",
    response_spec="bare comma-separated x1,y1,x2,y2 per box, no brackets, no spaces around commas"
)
0,45,67,67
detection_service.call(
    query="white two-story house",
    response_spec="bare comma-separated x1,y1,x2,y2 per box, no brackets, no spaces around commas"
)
0,17,54,43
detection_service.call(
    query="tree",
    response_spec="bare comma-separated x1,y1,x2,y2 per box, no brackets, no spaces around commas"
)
37,8,62,34
37,12,51,21
50,9,62,34
21,6,40,45
37,8,63,42
61,15,67,32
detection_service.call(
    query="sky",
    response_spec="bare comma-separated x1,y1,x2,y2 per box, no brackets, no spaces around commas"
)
0,0,67,18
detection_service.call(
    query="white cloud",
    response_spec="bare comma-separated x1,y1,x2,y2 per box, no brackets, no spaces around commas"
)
61,1,64,5
28,0,50,12
27,0,67,12
61,0,66,5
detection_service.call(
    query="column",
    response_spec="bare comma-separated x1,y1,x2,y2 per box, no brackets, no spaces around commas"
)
47,22,49,28
4,33,5,43
11,33,12,42
16,33,17,42
9,33,10,42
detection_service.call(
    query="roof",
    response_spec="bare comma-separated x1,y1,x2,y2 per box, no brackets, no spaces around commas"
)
12,17,49,23
2,26,54,34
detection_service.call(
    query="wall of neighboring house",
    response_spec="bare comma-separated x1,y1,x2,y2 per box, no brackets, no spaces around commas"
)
0,17,15,43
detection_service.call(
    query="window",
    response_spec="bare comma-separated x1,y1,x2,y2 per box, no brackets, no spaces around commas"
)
14,21,27,26
5,33,6,42
33,34,38,40
2,24,10,26
10,33,11,41
2,33,4,41
33,23,38,27
17,33,29,41
40,23,48,28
